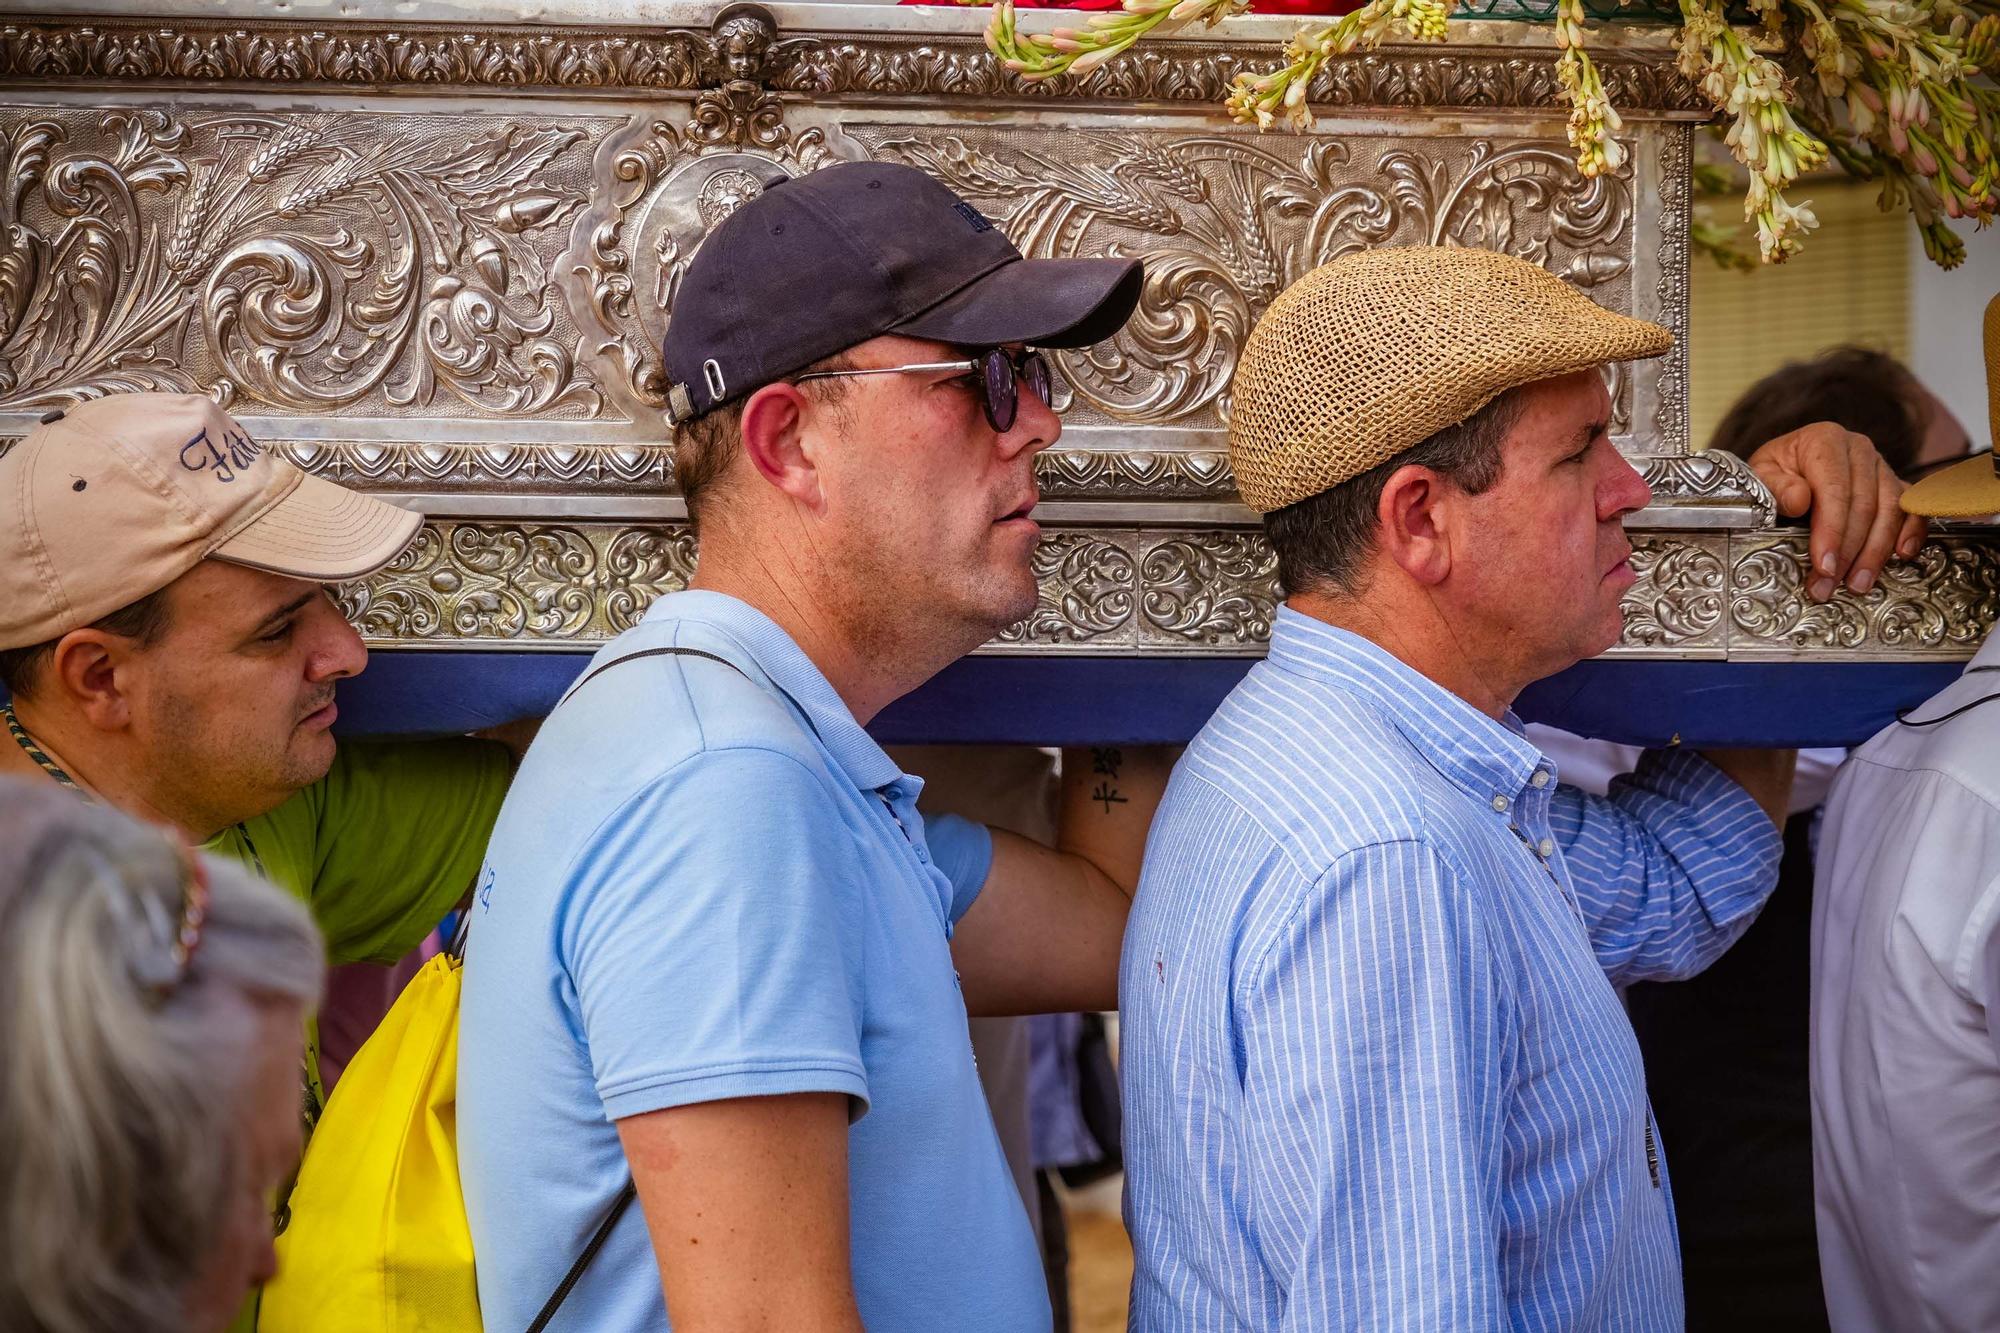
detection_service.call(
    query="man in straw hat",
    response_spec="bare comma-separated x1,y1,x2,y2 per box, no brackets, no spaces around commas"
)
0,395,517,1199
1118,245,1924,1330
1809,292,2000,1333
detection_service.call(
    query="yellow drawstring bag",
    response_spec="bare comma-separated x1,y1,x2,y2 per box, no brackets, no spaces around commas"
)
258,643,686,1331
260,950,479,1330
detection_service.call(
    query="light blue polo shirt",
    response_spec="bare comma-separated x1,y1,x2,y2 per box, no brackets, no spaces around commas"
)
457,591,1049,1331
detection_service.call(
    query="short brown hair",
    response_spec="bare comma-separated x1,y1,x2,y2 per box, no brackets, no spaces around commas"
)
1707,347,1927,477
0,587,174,700
1263,389,1525,597
673,352,855,533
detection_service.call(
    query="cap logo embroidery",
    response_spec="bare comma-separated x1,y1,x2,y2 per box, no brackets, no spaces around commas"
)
178,425,264,485
952,202,993,234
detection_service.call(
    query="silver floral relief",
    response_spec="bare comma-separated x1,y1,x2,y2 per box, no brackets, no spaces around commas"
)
1139,534,1280,647
994,530,1278,653
1036,448,1236,499
0,13,1709,115
276,438,673,492
332,521,2000,660
1612,532,1728,654
996,532,1139,647
560,66,845,423
336,521,699,646
1728,533,2000,658
1647,124,1692,452
1635,449,1775,528
0,105,615,419
854,127,1642,436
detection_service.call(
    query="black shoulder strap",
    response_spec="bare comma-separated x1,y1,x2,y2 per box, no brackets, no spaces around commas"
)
556,644,747,708
525,1178,639,1332
521,645,742,1330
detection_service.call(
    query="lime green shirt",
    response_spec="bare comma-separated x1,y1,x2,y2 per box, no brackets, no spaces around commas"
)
215,735,511,1333
203,735,511,1123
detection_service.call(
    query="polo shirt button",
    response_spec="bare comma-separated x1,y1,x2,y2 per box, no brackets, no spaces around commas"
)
1537,838,1555,858
1531,770,1551,788
1491,794,1510,813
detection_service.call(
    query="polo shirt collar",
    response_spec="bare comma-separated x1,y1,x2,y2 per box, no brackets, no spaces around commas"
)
642,590,904,793
1265,604,1548,804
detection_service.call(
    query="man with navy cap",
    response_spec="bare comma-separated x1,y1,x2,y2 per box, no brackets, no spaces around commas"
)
457,162,1168,1330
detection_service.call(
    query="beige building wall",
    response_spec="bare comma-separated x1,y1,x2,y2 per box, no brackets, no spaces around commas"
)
1689,179,1913,451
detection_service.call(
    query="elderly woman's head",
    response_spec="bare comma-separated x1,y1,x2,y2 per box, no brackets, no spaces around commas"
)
0,778,326,1333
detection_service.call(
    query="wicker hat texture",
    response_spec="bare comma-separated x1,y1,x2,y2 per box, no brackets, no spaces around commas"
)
0,394,420,650
1898,292,2000,518
1227,246,1674,514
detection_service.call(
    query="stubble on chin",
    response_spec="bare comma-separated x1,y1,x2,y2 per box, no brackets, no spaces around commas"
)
282,726,338,793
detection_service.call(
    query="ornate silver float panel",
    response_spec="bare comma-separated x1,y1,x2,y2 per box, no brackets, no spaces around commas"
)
0,2,1988,659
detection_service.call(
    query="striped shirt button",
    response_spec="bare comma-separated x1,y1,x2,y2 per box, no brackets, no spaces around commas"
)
1492,794,1510,812
1531,769,1552,788
1538,837,1556,858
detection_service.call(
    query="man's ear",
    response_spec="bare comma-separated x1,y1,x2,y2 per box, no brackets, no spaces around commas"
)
47,630,136,732
1375,464,1454,587
739,382,827,514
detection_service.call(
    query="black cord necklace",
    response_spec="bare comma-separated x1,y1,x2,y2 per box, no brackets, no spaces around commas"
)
1895,665,2000,728
3,700,87,795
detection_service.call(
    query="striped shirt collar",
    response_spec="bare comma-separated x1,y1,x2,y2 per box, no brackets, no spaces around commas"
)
1264,603,1550,804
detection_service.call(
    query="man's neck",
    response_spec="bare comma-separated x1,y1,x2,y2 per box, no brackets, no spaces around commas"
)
688,541,973,725
1287,587,1521,721
0,699,219,841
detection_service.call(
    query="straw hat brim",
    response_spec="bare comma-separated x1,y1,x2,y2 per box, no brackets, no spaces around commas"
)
1901,290,2000,519
1901,451,2000,519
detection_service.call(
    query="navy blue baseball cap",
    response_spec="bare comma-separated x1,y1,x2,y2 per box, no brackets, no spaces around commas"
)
661,161,1144,424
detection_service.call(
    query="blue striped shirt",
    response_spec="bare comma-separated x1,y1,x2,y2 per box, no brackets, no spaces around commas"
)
1120,608,1780,1331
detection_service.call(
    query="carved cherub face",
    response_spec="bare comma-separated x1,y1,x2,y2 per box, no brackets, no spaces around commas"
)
716,15,769,81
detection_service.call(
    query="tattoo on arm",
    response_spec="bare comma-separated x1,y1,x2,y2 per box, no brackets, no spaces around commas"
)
1089,748,1127,814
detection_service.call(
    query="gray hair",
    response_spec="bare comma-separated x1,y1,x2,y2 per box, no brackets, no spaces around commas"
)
0,778,325,1333
1263,387,1527,598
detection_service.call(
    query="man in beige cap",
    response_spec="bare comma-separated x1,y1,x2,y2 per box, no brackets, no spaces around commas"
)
1810,293,2000,1333
0,393,514,1150
1118,246,1921,1331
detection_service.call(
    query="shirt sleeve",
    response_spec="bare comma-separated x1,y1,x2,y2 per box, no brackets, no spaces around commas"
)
309,737,512,965
922,810,995,925
560,746,871,1122
1237,841,1509,1331
1548,747,1782,987
1965,873,2000,1070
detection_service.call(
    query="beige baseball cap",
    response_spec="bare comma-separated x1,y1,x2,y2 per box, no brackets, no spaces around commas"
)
0,393,420,650
1228,246,1674,514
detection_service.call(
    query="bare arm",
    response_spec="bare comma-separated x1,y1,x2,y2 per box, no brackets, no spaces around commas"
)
472,715,543,765
950,745,1175,1016
1697,747,1797,828
617,1093,864,1332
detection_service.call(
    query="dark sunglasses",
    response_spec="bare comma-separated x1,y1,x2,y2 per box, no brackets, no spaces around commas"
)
794,347,1055,432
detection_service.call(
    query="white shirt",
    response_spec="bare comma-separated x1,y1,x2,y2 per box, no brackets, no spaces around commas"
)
1525,724,1843,810
1811,634,2000,1333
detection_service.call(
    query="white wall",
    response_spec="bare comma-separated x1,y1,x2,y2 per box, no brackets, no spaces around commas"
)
1910,219,2000,449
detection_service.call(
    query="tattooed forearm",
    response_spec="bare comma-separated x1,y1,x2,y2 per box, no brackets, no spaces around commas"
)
1090,748,1128,814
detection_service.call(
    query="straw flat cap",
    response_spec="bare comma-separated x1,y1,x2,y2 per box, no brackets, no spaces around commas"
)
1899,292,2000,519
1228,246,1673,514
